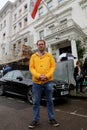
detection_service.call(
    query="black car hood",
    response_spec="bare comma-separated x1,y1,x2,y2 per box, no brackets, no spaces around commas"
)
53,79,68,85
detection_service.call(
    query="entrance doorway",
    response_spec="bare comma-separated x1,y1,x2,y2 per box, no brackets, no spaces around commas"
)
59,46,71,54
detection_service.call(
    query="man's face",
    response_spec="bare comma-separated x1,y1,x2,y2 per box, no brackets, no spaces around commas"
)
37,41,46,52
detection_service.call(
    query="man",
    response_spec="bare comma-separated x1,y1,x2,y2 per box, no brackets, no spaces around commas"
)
3,64,12,76
28,40,59,129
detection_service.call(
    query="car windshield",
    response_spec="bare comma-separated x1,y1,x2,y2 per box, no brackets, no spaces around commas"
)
21,71,32,79
3,71,14,78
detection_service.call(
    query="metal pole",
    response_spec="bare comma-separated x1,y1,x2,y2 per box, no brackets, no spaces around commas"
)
41,0,59,26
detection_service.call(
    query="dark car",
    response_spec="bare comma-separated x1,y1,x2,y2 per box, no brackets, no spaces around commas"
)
0,70,33,104
0,70,69,104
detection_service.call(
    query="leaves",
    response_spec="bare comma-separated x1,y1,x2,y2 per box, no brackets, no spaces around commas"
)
76,40,86,60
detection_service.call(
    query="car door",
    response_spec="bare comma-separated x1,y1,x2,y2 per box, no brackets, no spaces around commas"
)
3,71,14,92
11,71,26,96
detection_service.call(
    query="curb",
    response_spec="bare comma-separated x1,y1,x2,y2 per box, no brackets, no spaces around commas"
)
69,94,87,100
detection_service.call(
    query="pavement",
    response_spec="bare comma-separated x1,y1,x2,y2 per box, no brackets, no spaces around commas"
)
69,86,87,99
0,96,87,130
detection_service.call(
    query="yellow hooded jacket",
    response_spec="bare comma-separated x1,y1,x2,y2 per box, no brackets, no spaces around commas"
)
29,52,56,84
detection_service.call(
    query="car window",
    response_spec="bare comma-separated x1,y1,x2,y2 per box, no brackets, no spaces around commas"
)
22,71,32,79
3,71,14,79
12,71,23,79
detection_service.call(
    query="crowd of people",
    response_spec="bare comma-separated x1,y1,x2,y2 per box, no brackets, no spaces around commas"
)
74,58,87,94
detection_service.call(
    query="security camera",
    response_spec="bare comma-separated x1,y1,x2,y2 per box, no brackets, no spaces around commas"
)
55,36,59,39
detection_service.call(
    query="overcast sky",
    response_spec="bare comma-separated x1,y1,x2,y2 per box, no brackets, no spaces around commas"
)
0,0,15,10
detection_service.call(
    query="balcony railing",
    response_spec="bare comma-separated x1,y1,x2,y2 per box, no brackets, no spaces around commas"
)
46,19,79,36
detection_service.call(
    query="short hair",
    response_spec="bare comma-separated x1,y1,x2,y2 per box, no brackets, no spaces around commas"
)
36,40,46,45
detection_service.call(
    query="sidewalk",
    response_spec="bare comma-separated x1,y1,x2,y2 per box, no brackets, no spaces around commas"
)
69,87,87,99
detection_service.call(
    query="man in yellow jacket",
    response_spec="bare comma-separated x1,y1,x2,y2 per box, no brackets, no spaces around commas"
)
28,40,59,129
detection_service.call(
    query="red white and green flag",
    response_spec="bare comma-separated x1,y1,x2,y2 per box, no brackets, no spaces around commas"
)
30,0,42,19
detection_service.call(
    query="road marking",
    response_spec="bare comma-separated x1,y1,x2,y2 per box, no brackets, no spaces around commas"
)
7,97,26,103
17,100,25,103
55,109,87,118
7,97,15,100
70,112,87,118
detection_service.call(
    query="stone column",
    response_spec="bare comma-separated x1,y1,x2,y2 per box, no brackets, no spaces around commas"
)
71,39,78,65
56,49,60,62
48,44,52,53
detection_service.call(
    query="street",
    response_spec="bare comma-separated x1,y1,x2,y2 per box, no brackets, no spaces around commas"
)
0,95,87,130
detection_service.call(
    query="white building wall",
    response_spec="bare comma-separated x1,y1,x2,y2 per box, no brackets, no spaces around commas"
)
0,0,87,64
72,0,87,29
5,10,12,52
0,4,12,61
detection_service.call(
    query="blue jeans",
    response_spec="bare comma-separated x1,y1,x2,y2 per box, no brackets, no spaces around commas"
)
32,82,55,122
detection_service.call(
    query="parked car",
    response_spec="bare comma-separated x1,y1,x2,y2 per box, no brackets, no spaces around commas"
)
0,70,3,78
0,70,69,104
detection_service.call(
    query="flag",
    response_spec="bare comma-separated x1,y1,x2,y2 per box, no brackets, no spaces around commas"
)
30,0,42,19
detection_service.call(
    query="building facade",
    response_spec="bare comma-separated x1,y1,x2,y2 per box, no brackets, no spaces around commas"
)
0,0,87,65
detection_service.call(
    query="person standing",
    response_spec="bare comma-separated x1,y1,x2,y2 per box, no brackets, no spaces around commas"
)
28,40,59,129
83,58,87,80
3,64,12,76
74,61,84,93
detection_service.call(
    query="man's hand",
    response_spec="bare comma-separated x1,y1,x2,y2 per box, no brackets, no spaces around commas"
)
39,74,47,81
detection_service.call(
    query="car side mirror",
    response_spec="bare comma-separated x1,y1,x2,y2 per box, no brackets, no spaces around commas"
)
16,77,23,81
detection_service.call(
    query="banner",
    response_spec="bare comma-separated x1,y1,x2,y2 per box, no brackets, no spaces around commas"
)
30,0,42,19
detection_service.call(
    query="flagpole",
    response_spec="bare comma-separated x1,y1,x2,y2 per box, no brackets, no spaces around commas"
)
41,0,59,26
41,0,60,39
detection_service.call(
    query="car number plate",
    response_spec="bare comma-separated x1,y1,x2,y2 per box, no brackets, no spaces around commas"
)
61,91,69,95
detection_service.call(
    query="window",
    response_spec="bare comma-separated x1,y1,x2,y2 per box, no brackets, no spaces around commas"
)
18,41,21,51
47,0,53,10
47,24,54,34
24,38,28,43
39,30,44,39
4,20,6,27
14,25,16,33
4,71,14,79
13,44,17,57
13,71,22,80
58,0,64,2
19,9,22,17
3,33,6,40
49,24,54,30
13,44,16,51
14,13,17,21
60,19,67,23
24,17,28,27
0,24,2,30
19,22,22,29
60,19,67,29
58,0,64,4
39,6,43,16
1,24,2,29
2,48,5,55
19,0,22,3
24,4,27,11
81,5,87,18
85,6,87,18
15,4,17,8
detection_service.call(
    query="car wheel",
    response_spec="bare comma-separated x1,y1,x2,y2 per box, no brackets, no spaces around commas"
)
27,86,33,104
0,85,4,96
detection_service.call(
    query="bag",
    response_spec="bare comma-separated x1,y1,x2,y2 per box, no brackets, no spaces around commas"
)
76,75,83,81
